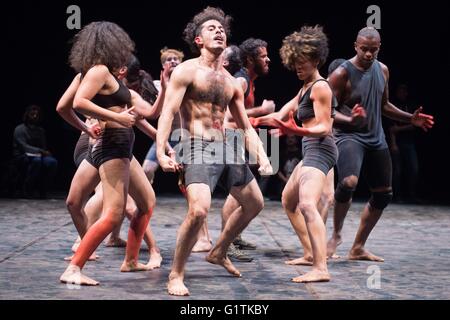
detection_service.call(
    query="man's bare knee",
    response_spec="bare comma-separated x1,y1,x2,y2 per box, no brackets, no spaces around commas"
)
251,193,264,212
188,205,208,224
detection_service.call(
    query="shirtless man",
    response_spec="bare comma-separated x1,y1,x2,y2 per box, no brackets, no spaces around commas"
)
156,7,272,296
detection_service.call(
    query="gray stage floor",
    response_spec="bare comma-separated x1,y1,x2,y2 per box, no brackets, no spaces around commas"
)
0,196,449,300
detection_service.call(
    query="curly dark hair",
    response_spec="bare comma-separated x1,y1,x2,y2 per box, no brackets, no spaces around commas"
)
239,38,267,67
280,25,329,71
183,7,232,55
223,45,242,75
69,21,135,75
126,55,159,105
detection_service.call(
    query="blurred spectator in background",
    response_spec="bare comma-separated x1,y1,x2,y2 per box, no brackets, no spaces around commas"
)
13,105,57,198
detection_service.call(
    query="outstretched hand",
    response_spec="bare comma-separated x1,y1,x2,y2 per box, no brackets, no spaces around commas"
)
411,107,434,132
254,117,281,128
261,99,276,114
248,117,260,128
272,111,310,136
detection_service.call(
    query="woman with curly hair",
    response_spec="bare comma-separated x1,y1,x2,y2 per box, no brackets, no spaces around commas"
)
59,21,156,286
252,25,337,283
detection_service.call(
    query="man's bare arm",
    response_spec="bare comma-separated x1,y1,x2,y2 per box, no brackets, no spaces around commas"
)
328,66,355,125
156,65,190,170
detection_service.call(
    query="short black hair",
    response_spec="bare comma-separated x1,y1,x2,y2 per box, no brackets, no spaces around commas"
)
357,27,381,41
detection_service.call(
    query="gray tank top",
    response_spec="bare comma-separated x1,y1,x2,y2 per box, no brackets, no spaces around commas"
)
333,60,387,150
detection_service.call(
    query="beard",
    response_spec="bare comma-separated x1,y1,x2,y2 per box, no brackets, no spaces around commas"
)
254,62,268,76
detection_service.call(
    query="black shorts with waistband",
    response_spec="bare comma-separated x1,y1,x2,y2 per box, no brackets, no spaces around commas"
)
86,127,135,169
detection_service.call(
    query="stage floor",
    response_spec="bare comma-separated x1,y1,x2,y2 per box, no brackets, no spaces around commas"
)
0,196,449,300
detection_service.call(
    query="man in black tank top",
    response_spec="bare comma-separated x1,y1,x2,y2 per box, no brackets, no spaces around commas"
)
327,27,434,262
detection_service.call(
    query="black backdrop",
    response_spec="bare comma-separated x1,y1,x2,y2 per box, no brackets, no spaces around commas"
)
4,0,449,202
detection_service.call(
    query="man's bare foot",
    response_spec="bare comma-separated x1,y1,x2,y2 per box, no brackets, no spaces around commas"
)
206,251,241,277
192,239,213,253
349,248,384,262
60,265,99,286
145,250,162,269
285,256,313,266
327,254,341,260
71,237,81,253
327,235,342,258
120,260,152,272
105,237,127,248
64,252,99,262
167,276,189,296
292,269,331,283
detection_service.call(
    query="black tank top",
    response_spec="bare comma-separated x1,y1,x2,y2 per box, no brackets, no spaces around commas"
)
297,79,337,121
234,68,251,99
91,74,131,108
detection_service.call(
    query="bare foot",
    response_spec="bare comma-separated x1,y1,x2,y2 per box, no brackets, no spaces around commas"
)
327,254,341,260
71,237,81,253
64,252,99,262
206,251,241,277
349,248,384,262
192,239,213,253
292,269,331,283
105,237,127,248
285,256,313,266
327,235,342,258
167,276,189,296
60,265,99,286
145,250,162,269
120,260,152,272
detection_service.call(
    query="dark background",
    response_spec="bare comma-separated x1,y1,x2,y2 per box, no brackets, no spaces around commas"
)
3,0,449,202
